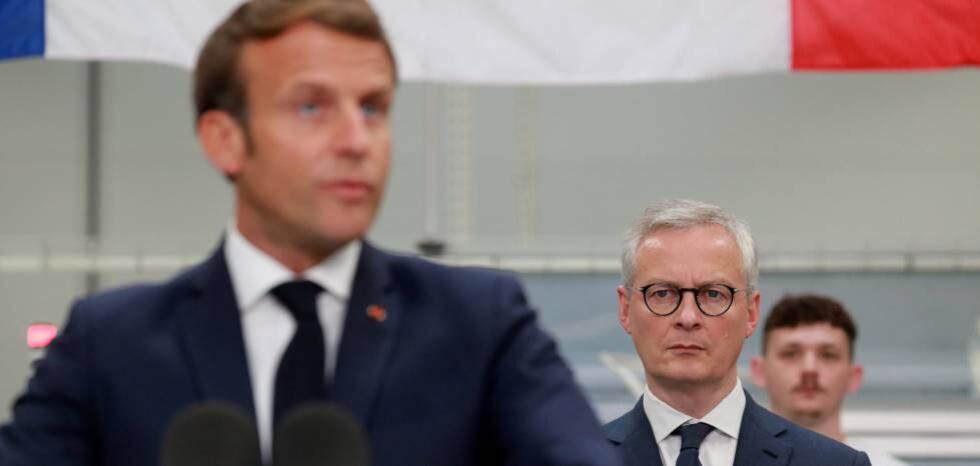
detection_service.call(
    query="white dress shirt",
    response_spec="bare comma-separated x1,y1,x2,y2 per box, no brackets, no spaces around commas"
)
224,224,361,459
642,378,746,466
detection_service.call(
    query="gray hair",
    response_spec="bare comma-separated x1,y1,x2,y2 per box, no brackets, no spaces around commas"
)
621,199,758,290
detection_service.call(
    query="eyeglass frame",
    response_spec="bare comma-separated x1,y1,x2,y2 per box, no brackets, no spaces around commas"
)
624,283,742,317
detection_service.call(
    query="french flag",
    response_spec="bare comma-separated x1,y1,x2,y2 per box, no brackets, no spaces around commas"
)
1,0,978,84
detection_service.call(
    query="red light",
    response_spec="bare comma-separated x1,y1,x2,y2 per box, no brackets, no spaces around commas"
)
27,324,58,349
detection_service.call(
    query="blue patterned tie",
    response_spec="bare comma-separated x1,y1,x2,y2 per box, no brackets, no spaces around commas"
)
271,280,326,426
674,422,714,466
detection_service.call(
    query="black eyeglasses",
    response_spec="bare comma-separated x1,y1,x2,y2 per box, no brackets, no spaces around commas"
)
625,283,740,316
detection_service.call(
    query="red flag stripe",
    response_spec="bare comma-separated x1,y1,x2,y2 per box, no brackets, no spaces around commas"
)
792,0,980,70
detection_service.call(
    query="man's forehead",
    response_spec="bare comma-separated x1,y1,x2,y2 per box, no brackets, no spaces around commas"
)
635,225,745,279
641,224,735,247
239,21,395,85
768,323,850,347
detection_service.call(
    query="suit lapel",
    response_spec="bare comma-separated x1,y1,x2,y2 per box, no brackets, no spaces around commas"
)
332,243,400,424
611,392,793,466
733,393,792,466
176,246,256,419
607,400,664,466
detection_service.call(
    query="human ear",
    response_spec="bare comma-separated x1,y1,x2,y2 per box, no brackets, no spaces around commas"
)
198,110,247,179
749,356,768,388
617,286,632,334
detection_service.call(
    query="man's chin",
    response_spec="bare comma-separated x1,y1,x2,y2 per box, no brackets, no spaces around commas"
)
653,367,712,387
788,406,829,424
318,208,375,236
789,399,829,416
293,226,365,258
313,217,373,244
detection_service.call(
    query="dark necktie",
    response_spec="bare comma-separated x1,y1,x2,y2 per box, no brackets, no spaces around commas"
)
271,280,327,426
674,422,715,466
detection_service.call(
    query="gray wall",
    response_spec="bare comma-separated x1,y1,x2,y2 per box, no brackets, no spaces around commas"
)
2,59,980,417
1,61,90,416
526,271,980,387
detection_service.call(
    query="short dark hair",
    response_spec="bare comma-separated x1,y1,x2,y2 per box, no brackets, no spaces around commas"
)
194,0,397,122
761,294,858,359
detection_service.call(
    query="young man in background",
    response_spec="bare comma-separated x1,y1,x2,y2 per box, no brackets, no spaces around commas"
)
751,293,910,466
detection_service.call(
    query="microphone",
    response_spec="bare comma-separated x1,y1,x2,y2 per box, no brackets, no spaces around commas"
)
273,403,370,466
161,401,262,466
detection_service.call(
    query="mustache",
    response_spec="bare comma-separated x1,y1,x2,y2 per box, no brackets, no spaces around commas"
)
792,375,823,393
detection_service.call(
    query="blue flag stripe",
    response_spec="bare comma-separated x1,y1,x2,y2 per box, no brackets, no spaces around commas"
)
0,0,45,60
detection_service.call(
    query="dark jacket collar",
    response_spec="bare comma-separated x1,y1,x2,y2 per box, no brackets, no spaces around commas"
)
331,242,400,423
733,393,792,466
605,391,793,466
605,399,663,466
177,243,256,417
175,241,399,425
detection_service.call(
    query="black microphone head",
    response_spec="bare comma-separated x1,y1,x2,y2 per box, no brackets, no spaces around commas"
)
161,401,262,466
273,403,369,466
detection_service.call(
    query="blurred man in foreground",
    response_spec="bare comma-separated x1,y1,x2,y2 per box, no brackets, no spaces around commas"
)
604,199,869,466
0,1,617,465
751,293,910,466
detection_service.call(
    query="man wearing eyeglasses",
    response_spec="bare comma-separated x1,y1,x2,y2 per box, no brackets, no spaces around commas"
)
604,199,870,466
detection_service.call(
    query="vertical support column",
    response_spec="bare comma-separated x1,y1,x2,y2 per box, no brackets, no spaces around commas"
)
416,83,448,256
423,83,441,240
516,88,538,249
84,62,102,294
445,85,472,250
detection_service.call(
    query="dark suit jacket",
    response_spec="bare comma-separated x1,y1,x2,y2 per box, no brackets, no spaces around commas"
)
604,392,871,466
0,242,619,466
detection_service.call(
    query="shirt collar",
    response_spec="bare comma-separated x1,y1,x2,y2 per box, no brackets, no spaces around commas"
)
224,222,361,311
642,378,745,442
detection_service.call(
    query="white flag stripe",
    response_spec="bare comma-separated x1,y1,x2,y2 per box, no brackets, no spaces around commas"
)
43,0,791,83
46,0,241,68
381,0,791,84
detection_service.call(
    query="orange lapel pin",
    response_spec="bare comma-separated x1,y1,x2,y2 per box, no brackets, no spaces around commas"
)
366,304,387,323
